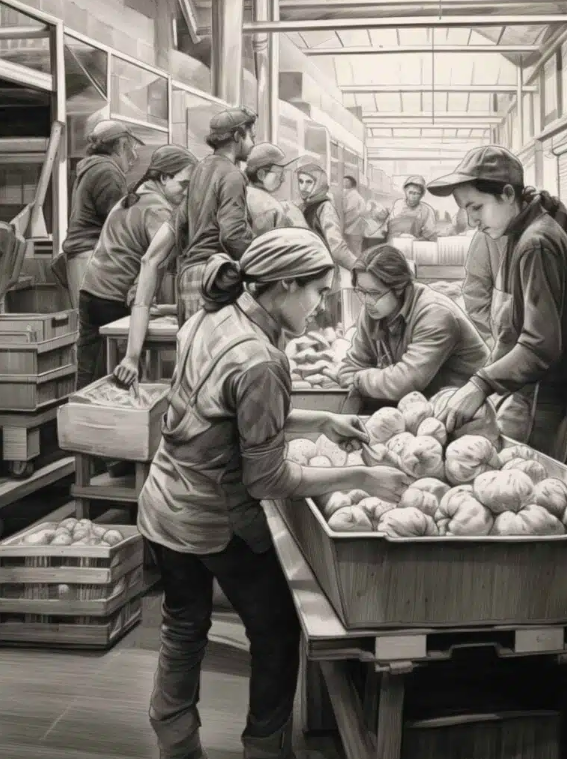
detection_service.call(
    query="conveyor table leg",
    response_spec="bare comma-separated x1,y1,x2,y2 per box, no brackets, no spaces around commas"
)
375,671,405,759
301,646,336,734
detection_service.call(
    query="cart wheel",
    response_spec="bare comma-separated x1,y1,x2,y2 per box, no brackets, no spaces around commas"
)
8,460,34,479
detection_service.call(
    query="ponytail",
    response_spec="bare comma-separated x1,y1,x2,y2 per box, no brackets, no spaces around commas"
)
201,254,244,312
122,168,163,209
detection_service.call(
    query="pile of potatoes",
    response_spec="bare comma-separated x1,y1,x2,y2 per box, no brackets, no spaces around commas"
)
20,518,125,547
286,326,355,390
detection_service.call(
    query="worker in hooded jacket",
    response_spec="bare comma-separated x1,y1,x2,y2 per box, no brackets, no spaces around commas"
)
62,120,143,308
386,175,438,242
134,227,408,759
76,145,197,390
429,145,567,458
338,244,489,414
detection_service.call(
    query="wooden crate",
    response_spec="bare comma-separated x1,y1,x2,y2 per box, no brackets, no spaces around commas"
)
276,438,567,630
413,241,438,265
0,310,77,341
4,283,71,315
0,364,76,411
0,523,143,583
402,711,560,759
0,332,77,375
291,389,349,413
0,595,142,648
57,377,169,461
437,235,472,266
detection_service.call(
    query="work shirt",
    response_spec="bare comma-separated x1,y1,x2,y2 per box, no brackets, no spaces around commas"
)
387,198,437,241
246,185,288,236
343,188,367,236
180,154,253,268
63,156,127,258
475,199,567,396
462,231,505,345
81,181,173,303
343,282,489,401
138,291,303,555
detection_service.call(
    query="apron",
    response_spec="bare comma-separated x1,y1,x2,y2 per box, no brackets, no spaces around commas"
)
489,255,567,458
387,209,422,240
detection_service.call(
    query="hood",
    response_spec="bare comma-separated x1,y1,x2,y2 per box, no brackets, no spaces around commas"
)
75,155,123,181
298,164,331,207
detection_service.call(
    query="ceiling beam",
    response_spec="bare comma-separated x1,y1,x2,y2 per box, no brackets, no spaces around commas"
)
0,26,49,40
362,111,499,119
344,84,536,93
304,44,540,56
279,0,559,7
241,15,567,33
367,122,499,129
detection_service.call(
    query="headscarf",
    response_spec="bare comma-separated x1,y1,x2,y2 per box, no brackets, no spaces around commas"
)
122,145,198,209
296,162,331,207
201,227,334,311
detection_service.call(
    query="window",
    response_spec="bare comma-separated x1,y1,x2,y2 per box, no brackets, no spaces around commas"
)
171,87,227,158
111,57,168,129
0,2,51,76
522,93,533,142
544,55,558,126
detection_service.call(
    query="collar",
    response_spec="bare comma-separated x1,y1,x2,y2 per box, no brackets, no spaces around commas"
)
236,290,282,346
369,284,413,337
504,197,546,238
136,179,166,199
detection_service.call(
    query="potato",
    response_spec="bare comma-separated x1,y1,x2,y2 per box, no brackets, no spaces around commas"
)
92,525,107,538
309,455,333,467
103,529,124,546
22,528,55,546
51,532,73,546
58,518,78,531
72,528,90,542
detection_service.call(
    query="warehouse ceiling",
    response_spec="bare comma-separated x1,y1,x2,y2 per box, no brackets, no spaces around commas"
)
191,1,567,140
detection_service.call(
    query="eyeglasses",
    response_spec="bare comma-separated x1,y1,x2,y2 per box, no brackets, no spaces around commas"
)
354,288,392,304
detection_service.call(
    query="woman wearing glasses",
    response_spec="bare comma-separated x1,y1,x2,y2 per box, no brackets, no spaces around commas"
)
338,244,489,414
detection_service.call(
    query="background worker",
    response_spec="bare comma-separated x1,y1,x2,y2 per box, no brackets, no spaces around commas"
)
61,120,143,308
342,175,368,256
176,106,257,325
386,175,438,242
338,245,488,414
77,145,196,390
429,145,567,458
245,142,296,236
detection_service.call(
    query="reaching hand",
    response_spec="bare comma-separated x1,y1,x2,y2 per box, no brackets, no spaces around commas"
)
337,364,358,389
323,413,369,452
436,380,486,433
113,357,139,392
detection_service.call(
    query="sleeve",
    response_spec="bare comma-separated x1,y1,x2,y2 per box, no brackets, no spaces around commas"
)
218,169,254,259
318,202,358,270
462,232,495,343
420,205,438,241
144,205,173,241
477,244,565,393
355,305,461,400
91,167,127,220
341,312,379,371
234,360,303,500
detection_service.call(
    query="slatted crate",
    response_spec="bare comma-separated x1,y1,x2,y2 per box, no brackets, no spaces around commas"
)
0,333,77,375
0,364,76,411
0,309,77,341
0,596,142,648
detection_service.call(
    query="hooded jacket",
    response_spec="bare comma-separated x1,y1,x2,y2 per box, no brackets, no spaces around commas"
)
298,165,357,272
63,156,128,258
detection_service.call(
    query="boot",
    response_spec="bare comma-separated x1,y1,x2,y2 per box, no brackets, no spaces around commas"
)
242,715,294,759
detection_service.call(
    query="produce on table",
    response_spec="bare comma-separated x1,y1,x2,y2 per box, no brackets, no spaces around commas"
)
378,507,438,537
501,458,548,484
19,518,124,547
531,478,567,520
444,436,501,485
435,488,494,536
81,380,162,409
286,326,351,389
427,280,463,301
291,389,567,537
473,469,535,514
430,387,501,448
491,505,565,536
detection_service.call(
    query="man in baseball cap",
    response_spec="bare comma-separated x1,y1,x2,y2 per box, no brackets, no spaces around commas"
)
245,142,298,236
385,174,437,242
60,119,143,310
176,106,257,324
427,145,524,197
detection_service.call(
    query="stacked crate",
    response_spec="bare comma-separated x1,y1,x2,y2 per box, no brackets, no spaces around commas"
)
0,284,77,475
0,521,143,648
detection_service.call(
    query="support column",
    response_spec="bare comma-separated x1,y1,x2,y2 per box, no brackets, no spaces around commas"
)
50,22,67,256
268,0,280,144
517,65,524,148
211,0,244,105
253,0,270,141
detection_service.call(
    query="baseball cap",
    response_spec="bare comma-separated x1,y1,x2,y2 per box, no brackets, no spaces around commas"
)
403,175,426,191
247,143,293,173
208,106,257,138
87,119,145,146
428,146,524,197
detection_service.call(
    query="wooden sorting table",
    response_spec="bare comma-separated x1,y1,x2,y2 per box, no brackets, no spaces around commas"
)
263,502,567,759
100,311,178,380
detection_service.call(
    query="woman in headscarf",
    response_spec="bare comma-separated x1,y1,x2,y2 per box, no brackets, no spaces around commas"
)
296,163,358,285
134,228,409,759
428,145,567,458
338,244,489,414
77,145,197,390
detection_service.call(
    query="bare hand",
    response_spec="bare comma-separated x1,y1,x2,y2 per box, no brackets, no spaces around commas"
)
363,465,411,502
337,364,358,389
323,414,369,452
113,357,139,392
436,380,486,433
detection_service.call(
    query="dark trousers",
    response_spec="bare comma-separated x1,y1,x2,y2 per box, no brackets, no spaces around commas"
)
147,536,301,759
77,291,129,390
